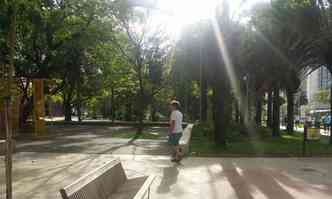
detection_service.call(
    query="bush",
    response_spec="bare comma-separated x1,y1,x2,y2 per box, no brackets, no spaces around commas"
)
256,127,273,139
226,122,246,141
192,122,214,139
193,121,276,143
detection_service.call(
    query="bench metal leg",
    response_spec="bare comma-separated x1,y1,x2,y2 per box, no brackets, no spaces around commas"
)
148,187,150,199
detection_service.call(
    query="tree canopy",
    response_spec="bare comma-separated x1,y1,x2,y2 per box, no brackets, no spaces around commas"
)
2,0,332,143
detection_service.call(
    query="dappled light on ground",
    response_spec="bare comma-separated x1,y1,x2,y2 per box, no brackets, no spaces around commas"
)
16,126,170,155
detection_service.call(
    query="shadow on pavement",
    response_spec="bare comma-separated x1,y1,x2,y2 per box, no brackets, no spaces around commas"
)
15,126,170,156
219,159,332,199
157,165,180,193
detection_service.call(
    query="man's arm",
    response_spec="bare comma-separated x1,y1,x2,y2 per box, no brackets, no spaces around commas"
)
169,112,176,134
169,120,175,134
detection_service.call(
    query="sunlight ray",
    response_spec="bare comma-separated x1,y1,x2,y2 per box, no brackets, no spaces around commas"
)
210,10,267,155
210,17,247,125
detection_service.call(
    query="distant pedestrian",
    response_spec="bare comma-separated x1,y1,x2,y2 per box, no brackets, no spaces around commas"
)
168,100,183,163
323,114,331,132
295,119,300,130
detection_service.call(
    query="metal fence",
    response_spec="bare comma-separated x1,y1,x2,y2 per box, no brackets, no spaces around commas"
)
0,155,5,199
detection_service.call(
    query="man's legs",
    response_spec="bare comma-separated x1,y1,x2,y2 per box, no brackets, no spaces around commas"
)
171,146,176,159
175,145,183,160
170,145,182,162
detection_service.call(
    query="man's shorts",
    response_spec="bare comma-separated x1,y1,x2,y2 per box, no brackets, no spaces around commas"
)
168,133,183,146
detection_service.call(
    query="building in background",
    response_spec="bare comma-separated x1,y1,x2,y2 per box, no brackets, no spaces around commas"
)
298,66,331,119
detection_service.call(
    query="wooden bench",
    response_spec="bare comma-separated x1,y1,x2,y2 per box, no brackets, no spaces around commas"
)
60,159,156,199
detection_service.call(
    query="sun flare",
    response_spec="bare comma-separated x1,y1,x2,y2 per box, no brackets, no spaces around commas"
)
149,0,268,39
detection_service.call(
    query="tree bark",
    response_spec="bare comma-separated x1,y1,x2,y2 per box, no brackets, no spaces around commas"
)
5,5,16,198
235,101,240,123
213,70,232,145
125,101,132,121
111,87,115,123
19,96,33,127
151,101,157,122
286,89,294,133
213,84,227,145
184,82,189,119
247,88,252,123
272,85,280,137
77,103,82,122
267,90,273,128
136,63,145,134
255,96,262,126
64,101,72,122
200,70,208,122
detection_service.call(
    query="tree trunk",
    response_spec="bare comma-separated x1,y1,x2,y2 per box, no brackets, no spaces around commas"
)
184,82,189,119
286,89,294,133
247,89,252,124
213,72,232,146
111,87,115,123
64,101,72,122
240,111,244,125
136,96,144,134
19,96,33,127
5,5,16,199
200,70,208,122
267,90,273,128
255,96,262,126
272,85,280,137
136,63,145,134
137,115,144,133
77,103,82,122
125,101,132,121
151,101,157,122
213,84,227,145
235,101,240,123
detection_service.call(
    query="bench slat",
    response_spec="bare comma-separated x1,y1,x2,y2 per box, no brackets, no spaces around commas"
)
60,159,156,199
60,159,127,199
133,175,156,199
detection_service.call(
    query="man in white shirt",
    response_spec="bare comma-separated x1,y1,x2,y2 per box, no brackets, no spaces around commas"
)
168,100,183,162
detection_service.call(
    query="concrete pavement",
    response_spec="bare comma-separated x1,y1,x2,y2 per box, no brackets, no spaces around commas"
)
1,125,332,199
1,153,332,199
15,125,171,155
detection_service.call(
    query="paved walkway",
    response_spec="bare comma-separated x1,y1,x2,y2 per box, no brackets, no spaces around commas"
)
1,153,332,199
16,125,171,155
1,125,332,199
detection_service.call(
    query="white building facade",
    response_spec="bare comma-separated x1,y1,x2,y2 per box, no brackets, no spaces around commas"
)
302,66,331,116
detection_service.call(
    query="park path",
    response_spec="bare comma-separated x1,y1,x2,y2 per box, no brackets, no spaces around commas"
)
2,125,332,199
15,125,171,155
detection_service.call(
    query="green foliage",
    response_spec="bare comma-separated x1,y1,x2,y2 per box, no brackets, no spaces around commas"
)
314,90,330,104
2,0,332,139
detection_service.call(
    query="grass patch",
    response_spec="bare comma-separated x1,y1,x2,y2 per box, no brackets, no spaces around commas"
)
190,124,332,156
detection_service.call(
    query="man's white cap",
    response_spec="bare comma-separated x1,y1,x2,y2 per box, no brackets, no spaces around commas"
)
170,100,180,106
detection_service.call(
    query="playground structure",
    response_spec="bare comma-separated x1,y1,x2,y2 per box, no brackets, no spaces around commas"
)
0,77,47,199
0,79,47,139
32,79,47,136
